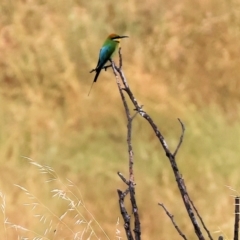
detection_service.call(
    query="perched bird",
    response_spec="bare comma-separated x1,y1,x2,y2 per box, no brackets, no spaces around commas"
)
88,33,128,96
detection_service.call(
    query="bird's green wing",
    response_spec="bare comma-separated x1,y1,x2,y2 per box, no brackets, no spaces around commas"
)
96,45,115,70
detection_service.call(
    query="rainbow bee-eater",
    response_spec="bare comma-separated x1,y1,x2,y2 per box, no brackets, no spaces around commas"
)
88,33,128,96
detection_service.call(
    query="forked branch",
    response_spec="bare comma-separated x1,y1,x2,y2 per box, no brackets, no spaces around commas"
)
111,48,213,240
111,56,141,240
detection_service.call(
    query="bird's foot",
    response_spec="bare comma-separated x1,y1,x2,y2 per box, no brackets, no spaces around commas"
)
103,64,112,71
89,69,96,73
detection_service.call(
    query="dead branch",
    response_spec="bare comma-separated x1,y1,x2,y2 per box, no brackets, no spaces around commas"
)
173,118,185,157
118,172,129,185
117,189,134,240
234,196,240,240
111,56,141,239
187,191,213,240
112,48,207,240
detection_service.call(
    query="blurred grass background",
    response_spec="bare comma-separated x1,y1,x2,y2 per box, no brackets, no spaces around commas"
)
0,0,240,239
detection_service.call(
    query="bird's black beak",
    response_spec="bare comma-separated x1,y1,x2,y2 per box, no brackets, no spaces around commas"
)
119,35,129,39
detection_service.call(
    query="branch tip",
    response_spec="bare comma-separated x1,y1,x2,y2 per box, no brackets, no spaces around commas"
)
173,118,185,157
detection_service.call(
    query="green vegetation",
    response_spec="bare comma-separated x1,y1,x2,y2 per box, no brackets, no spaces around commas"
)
0,0,239,239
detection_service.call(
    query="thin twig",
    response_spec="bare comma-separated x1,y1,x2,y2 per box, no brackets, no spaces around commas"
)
122,188,130,198
158,203,187,240
189,196,213,239
173,118,185,157
118,47,123,69
111,58,134,183
118,172,129,185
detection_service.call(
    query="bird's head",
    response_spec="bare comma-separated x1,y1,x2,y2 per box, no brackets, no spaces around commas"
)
108,33,129,42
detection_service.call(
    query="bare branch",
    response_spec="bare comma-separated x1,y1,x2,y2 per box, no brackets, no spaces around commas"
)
112,56,141,239
111,59,135,183
117,190,134,240
112,49,205,240
187,190,213,240
234,197,240,240
129,183,141,240
158,203,187,240
122,188,130,198
118,47,123,69
173,118,185,157
118,172,129,185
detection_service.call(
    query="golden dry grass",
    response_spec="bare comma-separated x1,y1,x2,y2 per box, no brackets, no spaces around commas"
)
0,0,240,239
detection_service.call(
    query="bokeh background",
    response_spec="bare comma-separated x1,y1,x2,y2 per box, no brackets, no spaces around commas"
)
0,0,240,239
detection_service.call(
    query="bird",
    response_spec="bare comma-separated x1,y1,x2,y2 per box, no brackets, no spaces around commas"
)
88,33,128,96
